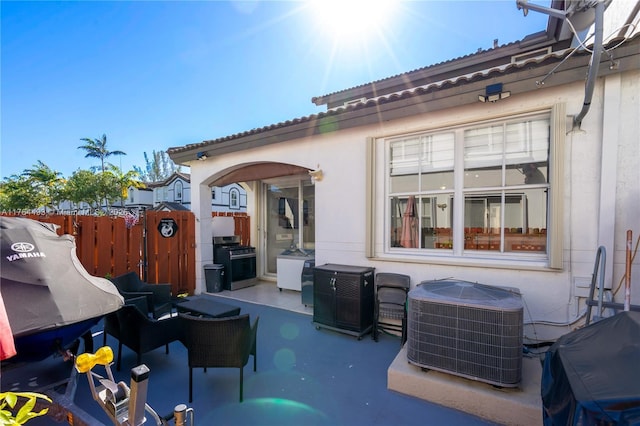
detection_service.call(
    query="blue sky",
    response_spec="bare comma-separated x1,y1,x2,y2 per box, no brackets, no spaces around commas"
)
1,1,549,179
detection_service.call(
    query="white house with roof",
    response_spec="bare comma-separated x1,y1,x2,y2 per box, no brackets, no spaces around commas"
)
126,171,247,213
169,0,639,343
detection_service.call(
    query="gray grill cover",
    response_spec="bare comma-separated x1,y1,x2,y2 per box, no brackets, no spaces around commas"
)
542,310,640,425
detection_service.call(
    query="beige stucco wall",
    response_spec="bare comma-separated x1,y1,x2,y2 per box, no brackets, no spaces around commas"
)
187,67,639,342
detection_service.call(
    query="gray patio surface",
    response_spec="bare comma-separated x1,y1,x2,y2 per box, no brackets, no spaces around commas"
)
3,281,544,425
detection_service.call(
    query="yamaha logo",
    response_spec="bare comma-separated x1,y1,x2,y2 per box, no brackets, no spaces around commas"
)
5,242,46,262
11,242,35,253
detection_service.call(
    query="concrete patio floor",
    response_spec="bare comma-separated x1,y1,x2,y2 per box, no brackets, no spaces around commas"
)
2,280,543,425
215,281,544,426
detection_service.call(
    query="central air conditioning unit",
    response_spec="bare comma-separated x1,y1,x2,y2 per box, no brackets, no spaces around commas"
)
407,279,523,387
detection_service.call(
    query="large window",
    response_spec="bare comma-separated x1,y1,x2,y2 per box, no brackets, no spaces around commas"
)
387,113,551,259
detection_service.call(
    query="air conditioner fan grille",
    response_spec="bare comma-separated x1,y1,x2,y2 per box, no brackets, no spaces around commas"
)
407,280,523,387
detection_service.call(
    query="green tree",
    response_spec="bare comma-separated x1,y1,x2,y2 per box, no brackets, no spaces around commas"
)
97,172,125,209
65,169,104,208
134,150,181,182
105,165,144,206
21,161,65,211
0,175,40,211
78,134,126,172
65,169,121,210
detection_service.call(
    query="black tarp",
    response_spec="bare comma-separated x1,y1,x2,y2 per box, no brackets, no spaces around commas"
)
542,310,640,425
1,217,123,361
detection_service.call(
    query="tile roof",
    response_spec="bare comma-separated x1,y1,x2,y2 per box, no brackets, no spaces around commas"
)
167,44,574,156
151,202,190,212
168,32,639,159
310,39,528,105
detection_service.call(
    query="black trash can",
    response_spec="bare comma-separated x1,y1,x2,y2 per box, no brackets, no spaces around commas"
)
301,259,315,306
204,264,225,293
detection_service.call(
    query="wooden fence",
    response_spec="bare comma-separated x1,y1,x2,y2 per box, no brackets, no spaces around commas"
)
212,211,251,246
2,211,251,296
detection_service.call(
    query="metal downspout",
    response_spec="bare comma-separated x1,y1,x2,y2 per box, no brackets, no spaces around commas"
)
572,1,605,131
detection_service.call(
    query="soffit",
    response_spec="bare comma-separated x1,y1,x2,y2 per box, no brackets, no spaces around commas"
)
210,163,310,186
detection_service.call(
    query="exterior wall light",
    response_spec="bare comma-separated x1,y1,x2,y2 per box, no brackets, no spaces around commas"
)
309,167,323,183
478,83,511,102
196,152,208,160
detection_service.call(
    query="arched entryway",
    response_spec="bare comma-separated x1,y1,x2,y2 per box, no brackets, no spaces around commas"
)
206,161,315,281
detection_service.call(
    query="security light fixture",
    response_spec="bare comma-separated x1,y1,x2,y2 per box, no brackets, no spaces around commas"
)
196,152,208,160
478,83,511,103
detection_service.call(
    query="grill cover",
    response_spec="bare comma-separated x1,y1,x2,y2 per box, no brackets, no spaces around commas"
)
542,311,640,425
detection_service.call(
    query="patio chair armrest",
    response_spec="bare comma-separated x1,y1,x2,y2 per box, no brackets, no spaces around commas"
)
119,291,154,313
138,283,172,303
125,296,151,316
120,290,154,300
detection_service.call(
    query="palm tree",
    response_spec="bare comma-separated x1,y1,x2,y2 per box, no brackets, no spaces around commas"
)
21,161,65,211
78,134,126,172
106,165,144,206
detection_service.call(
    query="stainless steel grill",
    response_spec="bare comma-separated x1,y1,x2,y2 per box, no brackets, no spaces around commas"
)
213,236,256,291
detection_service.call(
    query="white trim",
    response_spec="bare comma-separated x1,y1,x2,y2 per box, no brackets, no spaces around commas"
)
376,109,556,268
597,74,621,287
548,103,565,270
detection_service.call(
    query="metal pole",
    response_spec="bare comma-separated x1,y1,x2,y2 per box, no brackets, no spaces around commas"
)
624,230,632,311
142,207,148,282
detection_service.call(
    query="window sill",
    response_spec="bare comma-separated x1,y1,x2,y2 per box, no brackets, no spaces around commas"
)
373,251,557,272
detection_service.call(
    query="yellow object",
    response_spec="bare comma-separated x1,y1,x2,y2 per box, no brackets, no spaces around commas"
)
75,346,114,373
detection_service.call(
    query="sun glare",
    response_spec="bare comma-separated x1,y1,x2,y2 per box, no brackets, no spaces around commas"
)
309,0,398,44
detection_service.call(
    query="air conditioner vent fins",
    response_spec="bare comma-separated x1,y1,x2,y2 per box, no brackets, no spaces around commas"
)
407,279,523,387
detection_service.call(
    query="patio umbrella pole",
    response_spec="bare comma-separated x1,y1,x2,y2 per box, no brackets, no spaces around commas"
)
624,230,632,311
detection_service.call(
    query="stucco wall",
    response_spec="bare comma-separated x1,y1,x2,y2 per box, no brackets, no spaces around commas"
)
188,67,639,341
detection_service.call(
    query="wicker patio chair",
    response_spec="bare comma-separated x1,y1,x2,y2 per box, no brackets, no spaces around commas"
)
107,302,182,371
179,313,259,403
373,273,410,346
102,295,148,347
110,271,173,319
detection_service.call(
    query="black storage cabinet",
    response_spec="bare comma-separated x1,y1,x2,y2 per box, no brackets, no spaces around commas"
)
313,264,375,339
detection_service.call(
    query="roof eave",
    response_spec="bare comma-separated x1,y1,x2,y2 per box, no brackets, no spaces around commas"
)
168,35,639,166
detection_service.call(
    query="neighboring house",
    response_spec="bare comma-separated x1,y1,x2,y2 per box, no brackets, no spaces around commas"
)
54,200,93,213
146,172,192,210
168,1,640,342
126,187,154,209
126,171,247,213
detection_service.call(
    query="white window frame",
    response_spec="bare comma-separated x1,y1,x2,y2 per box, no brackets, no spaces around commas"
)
175,181,183,201
366,105,565,270
229,188,240,209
